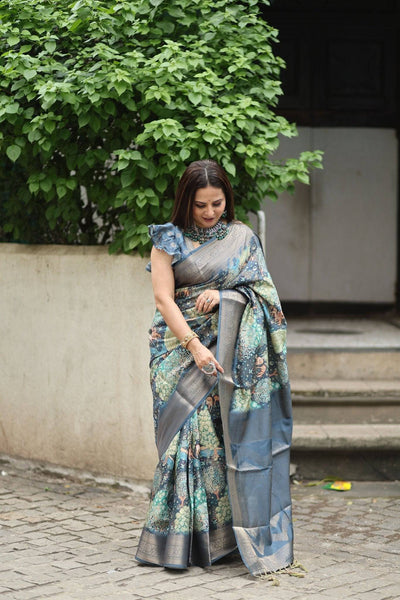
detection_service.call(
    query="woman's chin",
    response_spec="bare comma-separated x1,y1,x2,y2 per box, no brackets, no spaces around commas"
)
199,219,217,228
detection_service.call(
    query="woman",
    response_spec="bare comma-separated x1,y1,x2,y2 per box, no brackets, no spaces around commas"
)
135,160,293,576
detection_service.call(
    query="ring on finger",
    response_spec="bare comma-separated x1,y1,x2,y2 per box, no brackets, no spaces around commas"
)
201,361,217,375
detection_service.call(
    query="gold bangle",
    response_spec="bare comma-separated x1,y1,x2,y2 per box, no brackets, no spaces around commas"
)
181,331,199,349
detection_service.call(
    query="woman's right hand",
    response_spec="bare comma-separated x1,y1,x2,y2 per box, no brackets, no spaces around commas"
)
187,338,224,375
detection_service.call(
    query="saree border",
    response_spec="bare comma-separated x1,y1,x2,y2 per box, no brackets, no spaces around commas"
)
217,289,294,575
156,342,218,459
136,524,236,569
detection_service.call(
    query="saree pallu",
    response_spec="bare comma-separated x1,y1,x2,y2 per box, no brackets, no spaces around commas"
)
136,223,293,576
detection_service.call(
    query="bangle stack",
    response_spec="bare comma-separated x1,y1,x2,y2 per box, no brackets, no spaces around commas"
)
181,331,199,349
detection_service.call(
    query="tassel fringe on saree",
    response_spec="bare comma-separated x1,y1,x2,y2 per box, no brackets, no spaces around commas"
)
136,223,293,576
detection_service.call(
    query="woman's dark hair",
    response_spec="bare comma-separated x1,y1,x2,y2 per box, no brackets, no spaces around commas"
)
171,159,235,228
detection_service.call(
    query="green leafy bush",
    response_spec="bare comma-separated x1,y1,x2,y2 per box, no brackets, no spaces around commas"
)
0,0,322,253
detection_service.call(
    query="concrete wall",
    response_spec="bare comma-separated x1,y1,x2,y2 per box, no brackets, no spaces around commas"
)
264,127,398,303
0,244,157,481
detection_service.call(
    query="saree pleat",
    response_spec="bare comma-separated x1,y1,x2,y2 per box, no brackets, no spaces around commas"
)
136,223,293,575
136,389,236,568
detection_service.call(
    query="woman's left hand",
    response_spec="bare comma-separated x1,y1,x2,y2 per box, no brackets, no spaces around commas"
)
196,289,220,314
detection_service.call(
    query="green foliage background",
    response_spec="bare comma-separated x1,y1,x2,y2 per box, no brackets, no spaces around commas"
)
0,0,322,253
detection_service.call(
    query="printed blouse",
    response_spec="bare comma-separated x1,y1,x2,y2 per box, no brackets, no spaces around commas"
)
146,223,189,271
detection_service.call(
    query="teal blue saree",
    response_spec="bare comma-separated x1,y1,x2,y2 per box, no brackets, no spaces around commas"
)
136,222,293,576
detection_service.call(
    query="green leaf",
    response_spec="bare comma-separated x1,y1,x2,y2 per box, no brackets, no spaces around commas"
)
104,100,116,116
66,179,77,190
159,20,174,33
155,177,167,193
188,92,202,106
69,18,83,32
23,69,36,80
116,159,129,171
90,115,101,132
29,181,40,193
6,145,21,162
136,195,147,208
78,113,91,127
45,40,56,53
203,133,215,143
244,157,257,176
179,148,190,161
56,184,67,199
223,161,236,177
28,129,41,143
5,103,20,114
121,169,136,188
125,237,140,251
44,120,56,134
40,178,53,193
297,172,309,185
41,139,52,152
114,81,128,96
124,98,137,111
7,35,20,46
15,137,26,148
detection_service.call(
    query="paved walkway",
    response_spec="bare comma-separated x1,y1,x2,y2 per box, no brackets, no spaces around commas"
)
1,457,399,600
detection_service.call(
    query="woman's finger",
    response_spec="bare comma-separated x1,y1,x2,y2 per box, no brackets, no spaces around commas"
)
196,294,211,312
206,293,216,307
215,360,224,374
204,298,214,312
196,293,208,309
201,358,224,374
195,290,220,314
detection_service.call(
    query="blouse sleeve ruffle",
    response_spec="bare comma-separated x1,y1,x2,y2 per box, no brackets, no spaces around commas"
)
146,223,186,272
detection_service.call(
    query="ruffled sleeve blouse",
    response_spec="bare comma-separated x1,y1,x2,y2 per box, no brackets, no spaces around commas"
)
146,223,189,271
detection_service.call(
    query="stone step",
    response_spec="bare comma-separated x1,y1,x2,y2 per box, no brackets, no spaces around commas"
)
291,423,400,480
286,317,400,380
292,423,400,451
291,379,400,424
287,349,400,380
291,379,400,397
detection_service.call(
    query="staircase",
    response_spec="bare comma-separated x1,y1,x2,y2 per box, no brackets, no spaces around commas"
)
287,317,400,480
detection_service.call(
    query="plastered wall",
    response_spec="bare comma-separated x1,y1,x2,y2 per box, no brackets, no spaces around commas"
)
0,244,157,481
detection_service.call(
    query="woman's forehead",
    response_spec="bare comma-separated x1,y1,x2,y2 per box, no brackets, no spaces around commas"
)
194,186,225,202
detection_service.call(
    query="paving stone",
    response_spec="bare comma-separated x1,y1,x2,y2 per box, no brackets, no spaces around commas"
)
25,575,62,588
68,551,106,564
2,580,36,592
125,586,163,597
161,591,208,600
1,589,53,600
51,559,89,570
209,592,248,600
1,459,400,600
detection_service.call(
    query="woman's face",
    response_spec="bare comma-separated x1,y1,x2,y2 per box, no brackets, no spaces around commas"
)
192,186,226,229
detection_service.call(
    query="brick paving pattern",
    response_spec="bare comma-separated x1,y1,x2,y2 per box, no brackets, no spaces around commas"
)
0,458,399,599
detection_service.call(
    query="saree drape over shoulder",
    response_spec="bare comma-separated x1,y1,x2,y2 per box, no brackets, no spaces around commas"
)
136,222,293,576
